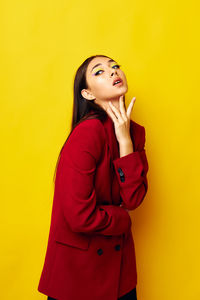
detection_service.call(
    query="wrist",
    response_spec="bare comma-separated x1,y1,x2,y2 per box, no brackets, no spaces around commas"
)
118,141,135,157
118,137,133,147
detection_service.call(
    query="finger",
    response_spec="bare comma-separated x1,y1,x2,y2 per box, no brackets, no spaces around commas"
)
119,95,127,119
106,106,118,123
126,97,136,119
108,101,123,122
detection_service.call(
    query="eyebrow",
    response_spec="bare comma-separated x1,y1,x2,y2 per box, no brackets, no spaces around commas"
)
90,59,117,73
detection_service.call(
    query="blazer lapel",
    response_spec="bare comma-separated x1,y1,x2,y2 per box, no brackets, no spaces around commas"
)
102,115,120,161
101,115,122,205
89,111,138,206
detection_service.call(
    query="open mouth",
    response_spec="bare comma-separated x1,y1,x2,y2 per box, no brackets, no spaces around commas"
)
113,78,123,86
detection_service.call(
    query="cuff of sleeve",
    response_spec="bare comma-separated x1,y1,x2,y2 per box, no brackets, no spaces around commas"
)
113,151,144,183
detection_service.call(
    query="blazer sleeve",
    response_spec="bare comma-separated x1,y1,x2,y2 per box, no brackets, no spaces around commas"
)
112,125,149,211
56,119,132,236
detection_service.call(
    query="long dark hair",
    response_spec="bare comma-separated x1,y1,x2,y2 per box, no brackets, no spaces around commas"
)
53,54,113,184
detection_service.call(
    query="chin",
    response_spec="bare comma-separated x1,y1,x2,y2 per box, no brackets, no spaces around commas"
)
115,86,128,97
100,86,128,101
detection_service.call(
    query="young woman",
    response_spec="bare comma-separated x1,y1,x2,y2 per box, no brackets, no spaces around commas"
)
37,54,149,300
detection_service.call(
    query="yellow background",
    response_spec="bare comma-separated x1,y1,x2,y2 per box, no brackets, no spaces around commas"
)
1,0,200,299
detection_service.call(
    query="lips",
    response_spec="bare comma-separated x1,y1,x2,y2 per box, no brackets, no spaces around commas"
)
113,77,123,85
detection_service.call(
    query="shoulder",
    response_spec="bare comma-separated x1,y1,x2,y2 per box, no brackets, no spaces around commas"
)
62,118,106,163
73,118,105,136
70,118,106,146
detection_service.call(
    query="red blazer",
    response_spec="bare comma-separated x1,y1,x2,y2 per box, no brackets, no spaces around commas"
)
38,112,149,300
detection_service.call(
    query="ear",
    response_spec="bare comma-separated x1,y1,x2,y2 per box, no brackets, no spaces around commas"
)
81,89,96,101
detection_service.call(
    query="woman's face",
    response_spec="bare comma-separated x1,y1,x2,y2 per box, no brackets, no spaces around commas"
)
82,56,128,104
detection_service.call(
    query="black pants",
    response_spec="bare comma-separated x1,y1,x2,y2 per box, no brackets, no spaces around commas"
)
47,287,137,300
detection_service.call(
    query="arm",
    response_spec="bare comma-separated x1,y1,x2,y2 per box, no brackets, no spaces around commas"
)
56,119,132,236
113,125,149,211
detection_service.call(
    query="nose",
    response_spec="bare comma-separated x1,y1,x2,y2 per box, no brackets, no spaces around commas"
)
110,69,118,77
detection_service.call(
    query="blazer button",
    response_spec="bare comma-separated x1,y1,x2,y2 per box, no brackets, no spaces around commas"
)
120,175,125,182
97,248,103,255
115,244,121,251
117,168,125,182
117,167,124,176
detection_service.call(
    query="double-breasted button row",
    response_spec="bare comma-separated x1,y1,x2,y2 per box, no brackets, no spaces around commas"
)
97,244,121,255
97,248,103,255
115,244,121,251
117,167,125,182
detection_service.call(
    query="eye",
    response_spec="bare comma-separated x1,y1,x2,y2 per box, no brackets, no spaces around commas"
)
94,64,121,76
94,69,104,76
112,64,121,69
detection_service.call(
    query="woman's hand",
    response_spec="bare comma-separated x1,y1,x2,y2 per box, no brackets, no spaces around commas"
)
105,95,136,145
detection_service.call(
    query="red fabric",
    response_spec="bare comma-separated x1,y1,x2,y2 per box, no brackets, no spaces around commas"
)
38,114,149,300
